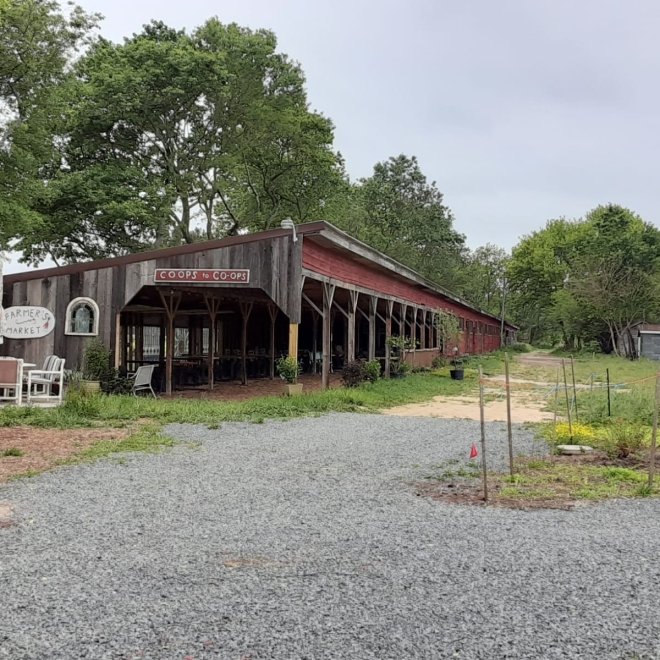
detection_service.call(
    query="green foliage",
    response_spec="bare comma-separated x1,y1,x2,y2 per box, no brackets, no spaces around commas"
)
508,205,660,354
62,385,102,418
431,355,447,369
390,360,411,377
508,342,532,353
276,355,300,384
602,422,647,459
434,309,460,351
363,359,381,383
13,18,342,262
341,360,368,387
82,339,111,381
386,335,416,353
458,244,509,316
2,447,23,457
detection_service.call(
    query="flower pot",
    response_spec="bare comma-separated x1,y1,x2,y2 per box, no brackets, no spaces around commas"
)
81,380,101,394
450,369,464,381
285,383,304,396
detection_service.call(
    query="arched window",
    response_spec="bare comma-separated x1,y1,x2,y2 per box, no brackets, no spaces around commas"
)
65,298,99,336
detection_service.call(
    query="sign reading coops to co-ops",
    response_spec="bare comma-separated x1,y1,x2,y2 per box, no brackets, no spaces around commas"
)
2,306,55,339
154,269,250,284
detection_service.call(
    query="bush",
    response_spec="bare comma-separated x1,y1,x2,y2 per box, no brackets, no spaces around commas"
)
62,384,102,418
83,339,111,381
390,360,411,378
508,342,532,353
102,368,134,395
276,356,300,384
342,360,367,387
603,421,647,459
431,355,447,369
363,359,381,383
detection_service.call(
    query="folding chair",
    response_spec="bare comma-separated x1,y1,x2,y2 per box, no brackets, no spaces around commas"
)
0,358,24,406
132,365,156,397
26,357,66,405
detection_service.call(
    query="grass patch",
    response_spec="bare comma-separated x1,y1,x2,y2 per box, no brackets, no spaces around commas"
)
0,371,475,430
74,424,174,462
2,447,24,457
492,457,659,503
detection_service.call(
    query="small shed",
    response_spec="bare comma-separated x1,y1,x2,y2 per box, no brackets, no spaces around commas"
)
635,323,660,360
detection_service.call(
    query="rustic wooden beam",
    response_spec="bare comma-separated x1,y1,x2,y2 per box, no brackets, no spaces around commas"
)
239,301,253,386
332,300,349,319
158,290,181,396
268,305,278,380
322,282,335,389
347,290,358,363
288,322,299,360
368,295,377,362
400,303,408,338
204,294,222,390
302,292,323,317
311,309,319,374
114,313,122,369
385,299,394,378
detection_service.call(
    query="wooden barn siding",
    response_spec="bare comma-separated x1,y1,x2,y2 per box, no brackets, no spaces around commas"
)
302,240,502,355
1,236,301,366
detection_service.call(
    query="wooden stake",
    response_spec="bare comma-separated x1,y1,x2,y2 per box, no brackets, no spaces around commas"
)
554,367,559,424
478,365,488,502
606,368,611,417
504,352,514,478
649,372,660,488
562,359,573,441
570,355,579,423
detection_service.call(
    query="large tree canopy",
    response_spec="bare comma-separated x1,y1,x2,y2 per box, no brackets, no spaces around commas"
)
507,204,660,355
11,18,342,263
0,0,100,247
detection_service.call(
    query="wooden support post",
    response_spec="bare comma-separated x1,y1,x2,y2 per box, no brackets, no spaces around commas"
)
288,322,299,359
239,301,253,386
158,290,181,396
562,359,573,440
648,372,660,489
268,305,278,380
311,310,319,374
322,282,335,389
368,296,377,362
204,295,222,390
347,290,358,363
114,313,122,369
385,299,394,378
400,303,408,338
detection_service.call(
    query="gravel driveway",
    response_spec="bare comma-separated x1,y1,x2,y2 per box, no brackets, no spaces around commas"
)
2,414,660,659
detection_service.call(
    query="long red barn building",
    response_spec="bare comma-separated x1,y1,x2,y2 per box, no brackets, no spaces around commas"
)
1,221,516,393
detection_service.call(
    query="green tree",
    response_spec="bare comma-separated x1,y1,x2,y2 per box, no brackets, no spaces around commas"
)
0,0,100,248
345,154,466,287
460,244,509,317
14,19,342,263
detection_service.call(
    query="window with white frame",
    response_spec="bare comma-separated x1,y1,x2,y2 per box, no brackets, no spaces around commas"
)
65,297,100,336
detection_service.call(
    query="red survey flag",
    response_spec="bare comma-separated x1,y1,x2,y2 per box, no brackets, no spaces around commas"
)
469,443,479,459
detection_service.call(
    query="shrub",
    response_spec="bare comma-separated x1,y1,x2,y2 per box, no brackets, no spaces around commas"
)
62,384,102,418
102,368,134,395
603,422,647,459
431,355,447,369
342,360,366,387
83,339,111,381
276,356,300,384
390,360,411,378
508,342,532,353
363,359,381,383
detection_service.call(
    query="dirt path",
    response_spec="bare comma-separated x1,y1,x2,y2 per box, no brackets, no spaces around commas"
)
385,352,557,423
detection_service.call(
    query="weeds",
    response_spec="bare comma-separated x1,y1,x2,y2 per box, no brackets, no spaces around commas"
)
2,447,23,457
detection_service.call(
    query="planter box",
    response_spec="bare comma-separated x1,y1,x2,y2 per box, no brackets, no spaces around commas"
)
285,383,304,396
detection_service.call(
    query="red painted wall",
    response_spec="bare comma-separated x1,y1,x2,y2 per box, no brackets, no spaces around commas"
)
303,240,503,355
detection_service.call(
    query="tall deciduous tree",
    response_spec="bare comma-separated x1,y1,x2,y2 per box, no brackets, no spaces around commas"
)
15,19,342,263
0,0,100,247
343,155,466,287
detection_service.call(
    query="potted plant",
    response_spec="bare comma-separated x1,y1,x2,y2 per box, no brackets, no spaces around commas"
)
449,352,464,381
276,355,302,395
389,360,411,379
82,339,111,393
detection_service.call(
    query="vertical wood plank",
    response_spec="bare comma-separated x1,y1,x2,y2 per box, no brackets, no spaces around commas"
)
322,282,335,389
347,290,358,363
368,295,377,362
385,299,394,378
268,305,278,379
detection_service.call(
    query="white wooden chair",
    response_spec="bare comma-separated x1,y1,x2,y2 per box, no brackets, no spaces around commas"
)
26,357,66,405
0,358,24,406
132,365,156,397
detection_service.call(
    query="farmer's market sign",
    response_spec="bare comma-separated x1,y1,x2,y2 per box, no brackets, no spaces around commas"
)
2,306,55,339
154,268,250,284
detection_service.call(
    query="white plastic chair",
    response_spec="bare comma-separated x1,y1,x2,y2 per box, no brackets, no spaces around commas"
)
132,365,156,397
0,358,24,405
26,357,66,405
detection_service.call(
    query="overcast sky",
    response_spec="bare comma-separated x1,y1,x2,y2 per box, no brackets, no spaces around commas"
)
6,0,660,272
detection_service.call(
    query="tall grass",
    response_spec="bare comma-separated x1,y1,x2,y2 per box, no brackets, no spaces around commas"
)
0,370,474,430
